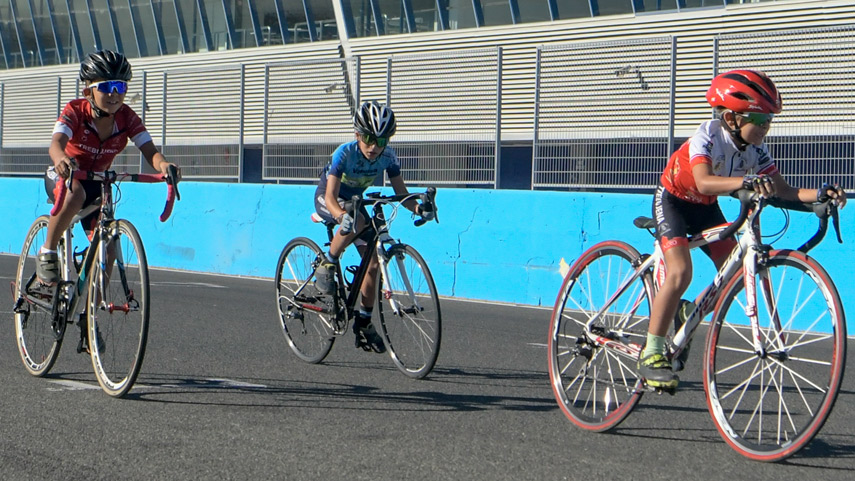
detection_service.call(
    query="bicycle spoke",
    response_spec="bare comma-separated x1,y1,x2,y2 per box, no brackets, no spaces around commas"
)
88,220,149,397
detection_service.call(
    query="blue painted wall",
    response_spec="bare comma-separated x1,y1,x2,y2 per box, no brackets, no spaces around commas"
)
2,178,852,334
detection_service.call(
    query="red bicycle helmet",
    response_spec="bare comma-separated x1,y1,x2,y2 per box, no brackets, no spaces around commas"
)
706,69,782,114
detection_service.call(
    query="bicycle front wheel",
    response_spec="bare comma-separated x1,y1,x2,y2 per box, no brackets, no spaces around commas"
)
87,220,150,397
376,244,441,379
275,237,335,363
548,241,654,432
14,215,63,376
705,249,846,462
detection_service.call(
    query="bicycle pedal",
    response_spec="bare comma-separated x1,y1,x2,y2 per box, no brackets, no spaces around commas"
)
656,386,677,396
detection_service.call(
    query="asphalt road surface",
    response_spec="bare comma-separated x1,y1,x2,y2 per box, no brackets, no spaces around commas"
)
1,254,853,480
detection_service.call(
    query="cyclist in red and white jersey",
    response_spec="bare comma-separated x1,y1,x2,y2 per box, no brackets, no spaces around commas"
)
640,70,847,390
36,50,181,285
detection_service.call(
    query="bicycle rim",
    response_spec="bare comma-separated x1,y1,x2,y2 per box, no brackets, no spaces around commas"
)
275,237,335,363
705,249,846,461
548,241,652,432
88,220,149,397
14,215,63,377
376,244,441,379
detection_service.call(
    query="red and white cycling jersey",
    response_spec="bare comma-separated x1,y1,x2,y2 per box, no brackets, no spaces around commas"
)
53,98,153,172
661,119,778,205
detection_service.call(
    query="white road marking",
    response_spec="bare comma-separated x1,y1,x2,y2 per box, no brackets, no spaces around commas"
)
47,378,267,392
47,380,101,391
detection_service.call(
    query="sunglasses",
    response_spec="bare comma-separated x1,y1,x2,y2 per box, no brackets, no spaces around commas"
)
89,80,129,95
360,134,389,148
738,112,774,126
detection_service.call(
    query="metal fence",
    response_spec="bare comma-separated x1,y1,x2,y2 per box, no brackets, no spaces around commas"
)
715,25,855,192
153,65,245,180
0,75,68,175
532,37,675,190
1,25,855,191
386,47,500,187
262,57,360,182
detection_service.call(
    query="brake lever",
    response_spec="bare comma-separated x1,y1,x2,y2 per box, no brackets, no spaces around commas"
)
166,164,181,201
831,203,842,244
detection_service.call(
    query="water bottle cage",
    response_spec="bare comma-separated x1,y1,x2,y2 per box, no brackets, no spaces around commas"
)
344,265,358,289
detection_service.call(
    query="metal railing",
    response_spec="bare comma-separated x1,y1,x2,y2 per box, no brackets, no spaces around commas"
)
385,47,501,187
714,25,855,192
1,25,854,191
262,57,360,182
532,37,675,190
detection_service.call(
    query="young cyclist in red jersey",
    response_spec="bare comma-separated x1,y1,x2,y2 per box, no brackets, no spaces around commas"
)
36,50,181,285
639,69,847,390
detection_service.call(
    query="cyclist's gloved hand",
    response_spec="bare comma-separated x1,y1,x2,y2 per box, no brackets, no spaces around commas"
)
338,213,354,234
417,204,435,221
817,183,847,207
742,174,774,197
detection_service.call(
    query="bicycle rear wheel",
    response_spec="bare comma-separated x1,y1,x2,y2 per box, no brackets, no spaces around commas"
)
275,237,335,363
13,215,63,376
705,249,846,462
548,241,654,431
376,244,441,379
87,220,149,397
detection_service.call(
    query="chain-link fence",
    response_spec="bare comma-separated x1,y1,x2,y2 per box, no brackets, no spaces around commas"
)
532,37,675,190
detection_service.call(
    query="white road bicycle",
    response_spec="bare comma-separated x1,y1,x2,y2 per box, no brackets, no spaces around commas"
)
12,168,179,397
548,189,846,462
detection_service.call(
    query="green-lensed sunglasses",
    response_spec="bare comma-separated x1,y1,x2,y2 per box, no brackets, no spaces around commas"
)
360,134,389,148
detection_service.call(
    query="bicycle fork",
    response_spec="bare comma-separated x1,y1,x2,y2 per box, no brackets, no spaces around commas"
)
376,235,421,317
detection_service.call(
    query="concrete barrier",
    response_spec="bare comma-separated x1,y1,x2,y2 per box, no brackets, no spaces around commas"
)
2,177,853,334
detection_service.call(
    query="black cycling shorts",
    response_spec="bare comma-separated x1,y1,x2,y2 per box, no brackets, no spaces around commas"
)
44,167,103,232
653,185,735,261
314,192,375,244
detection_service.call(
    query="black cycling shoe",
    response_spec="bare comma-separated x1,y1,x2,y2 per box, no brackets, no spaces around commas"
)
353,317,386,354
36,251,59,285
638,353,679,390
76,314,105,354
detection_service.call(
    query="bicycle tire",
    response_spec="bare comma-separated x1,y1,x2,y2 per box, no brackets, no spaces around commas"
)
376,244,441,379
13,215,64,377
548,241,654,432
705,249,846,462
275,237,336,363
87,220,150,397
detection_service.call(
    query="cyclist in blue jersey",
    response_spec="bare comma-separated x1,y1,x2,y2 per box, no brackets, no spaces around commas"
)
314,101,435,353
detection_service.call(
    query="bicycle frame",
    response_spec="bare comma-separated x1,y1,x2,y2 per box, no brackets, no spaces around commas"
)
549,189,845,458
328,194,427,324
46,177,138,332
20,169,175,333
581,196,776,371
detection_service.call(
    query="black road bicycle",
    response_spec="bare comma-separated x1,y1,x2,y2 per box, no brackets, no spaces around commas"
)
275,188,441,379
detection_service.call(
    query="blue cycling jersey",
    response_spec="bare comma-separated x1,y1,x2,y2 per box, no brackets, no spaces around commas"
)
316,140,402,199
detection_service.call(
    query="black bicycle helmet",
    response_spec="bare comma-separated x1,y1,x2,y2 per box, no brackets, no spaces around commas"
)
354,101,396,138
79,50,132,82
